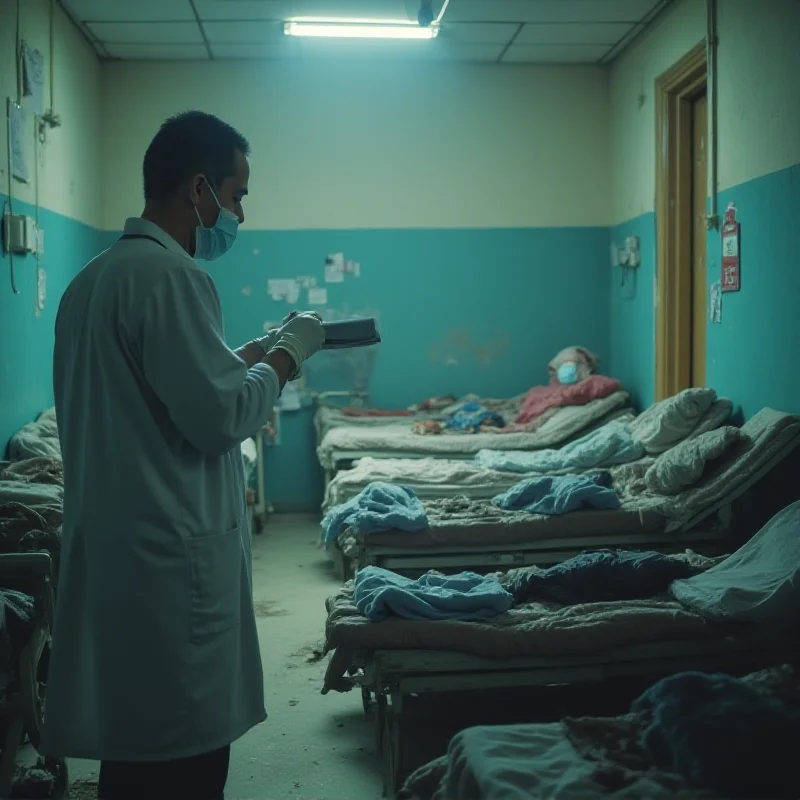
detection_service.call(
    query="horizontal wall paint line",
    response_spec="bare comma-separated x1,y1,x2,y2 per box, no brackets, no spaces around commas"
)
0,194,104,452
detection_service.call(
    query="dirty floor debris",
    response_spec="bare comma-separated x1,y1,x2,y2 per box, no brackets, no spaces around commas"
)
22,514,383,800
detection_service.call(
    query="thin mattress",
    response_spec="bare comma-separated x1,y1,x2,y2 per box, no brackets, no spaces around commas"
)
317,392,631,470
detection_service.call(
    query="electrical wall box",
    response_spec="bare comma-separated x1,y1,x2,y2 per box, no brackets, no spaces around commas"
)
3,213,40,255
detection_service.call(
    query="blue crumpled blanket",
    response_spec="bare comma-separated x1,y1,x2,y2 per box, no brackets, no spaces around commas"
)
321,482,428,548
444,401,505,433
474,420,645,473
632,671,800,798
492,472,620,516
354,565,513,621
504,548,703,605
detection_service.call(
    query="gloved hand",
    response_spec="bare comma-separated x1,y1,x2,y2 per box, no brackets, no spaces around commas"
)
253,311,316,355
271,311,324,380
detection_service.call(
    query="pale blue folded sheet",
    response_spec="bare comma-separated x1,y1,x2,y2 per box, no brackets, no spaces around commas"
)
492,473,620,515
474,420,645,474
321,481,428,548
354,565,513,621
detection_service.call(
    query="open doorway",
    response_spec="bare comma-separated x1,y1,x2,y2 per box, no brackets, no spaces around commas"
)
654,42,708,401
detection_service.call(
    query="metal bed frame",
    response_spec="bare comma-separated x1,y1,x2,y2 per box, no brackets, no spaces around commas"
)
0,552,66,799
353,634,800,795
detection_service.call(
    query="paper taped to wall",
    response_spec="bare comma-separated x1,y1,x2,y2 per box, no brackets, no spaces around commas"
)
22,43,46,117
8,101,29,183
267,278,300,303
308,287,327,305
324,253,344,283
710,281,722,323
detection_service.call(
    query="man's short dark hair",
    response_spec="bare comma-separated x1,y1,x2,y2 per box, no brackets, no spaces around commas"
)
143,111,250,201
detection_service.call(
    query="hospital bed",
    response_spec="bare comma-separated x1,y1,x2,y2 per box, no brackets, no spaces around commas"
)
321,392,735,512
399,662,800,800
318,391,633,486
322,577,799,794
321,511,800,795
0,552,68,799
328,408,800,579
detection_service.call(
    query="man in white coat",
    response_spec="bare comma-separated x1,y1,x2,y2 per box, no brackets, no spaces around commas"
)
41,111,324,799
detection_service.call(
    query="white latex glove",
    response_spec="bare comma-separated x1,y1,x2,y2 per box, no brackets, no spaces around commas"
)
253,311,317,354
271,311,325,379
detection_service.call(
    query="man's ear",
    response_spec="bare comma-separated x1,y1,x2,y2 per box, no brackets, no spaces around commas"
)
188,173,206,205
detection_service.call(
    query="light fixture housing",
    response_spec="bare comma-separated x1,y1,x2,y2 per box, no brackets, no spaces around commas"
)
284,17,439,40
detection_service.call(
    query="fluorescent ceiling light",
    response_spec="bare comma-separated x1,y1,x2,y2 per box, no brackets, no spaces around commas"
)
284,19,439,40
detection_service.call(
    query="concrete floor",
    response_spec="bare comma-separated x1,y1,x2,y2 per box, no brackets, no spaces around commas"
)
66,513,383,800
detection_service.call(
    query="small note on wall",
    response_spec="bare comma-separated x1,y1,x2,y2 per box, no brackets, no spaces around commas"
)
308,286,328,305
324,253,345,283
8,100,28,182
710,281,722,324
267,278,300,303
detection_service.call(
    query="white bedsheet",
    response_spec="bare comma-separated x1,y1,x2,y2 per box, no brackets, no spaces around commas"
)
617,408,800,530
8,407,61,461
322,457,523,512
317,392,631,470
629,390,732,454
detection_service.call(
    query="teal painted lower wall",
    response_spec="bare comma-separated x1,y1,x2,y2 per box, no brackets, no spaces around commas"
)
610,213,656,411
706,164,800,418
609,162,800,419
0,195,102,454
216,227,611,510
11,162,797,513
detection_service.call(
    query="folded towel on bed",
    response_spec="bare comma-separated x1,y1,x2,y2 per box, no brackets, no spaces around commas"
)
669,500,800,626
633,671,800,798
504,549,703,605
353,565,513,621
492,473,620,516
475,420,644,473
321,482,428,548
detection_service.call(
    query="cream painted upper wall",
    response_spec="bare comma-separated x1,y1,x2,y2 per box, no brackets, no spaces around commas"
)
611,0,800,225
100,60,610,231
0,0,101,228
610,0,706,224
716,0,800,191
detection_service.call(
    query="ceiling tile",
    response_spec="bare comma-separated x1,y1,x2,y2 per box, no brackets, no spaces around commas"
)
63,0,195,22
441,22,519,44
288,39,504,62
503,43,611,63
195,1,414,22
203,21,284,43
88,22,204,44
515,22,635,46
104,43,209,59
446,0,661,24
210,41,300,58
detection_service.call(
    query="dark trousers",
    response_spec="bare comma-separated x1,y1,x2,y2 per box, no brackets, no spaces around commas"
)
97,745,230,799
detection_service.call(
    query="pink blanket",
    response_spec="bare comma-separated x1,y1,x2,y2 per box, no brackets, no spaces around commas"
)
515,375,621,425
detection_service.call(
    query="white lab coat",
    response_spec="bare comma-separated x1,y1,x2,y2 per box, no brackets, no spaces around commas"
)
40,218,277,761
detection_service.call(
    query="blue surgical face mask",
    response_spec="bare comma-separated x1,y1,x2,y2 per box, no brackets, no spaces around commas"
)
193,179,239,261
557,361,579,384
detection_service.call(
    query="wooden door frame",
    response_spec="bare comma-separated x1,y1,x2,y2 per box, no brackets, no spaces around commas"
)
654,41,708,401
